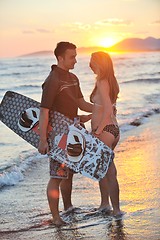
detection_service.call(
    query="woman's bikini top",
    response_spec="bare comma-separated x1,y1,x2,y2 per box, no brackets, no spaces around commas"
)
93,102,102,107
92,95,117,116
91,95,102,107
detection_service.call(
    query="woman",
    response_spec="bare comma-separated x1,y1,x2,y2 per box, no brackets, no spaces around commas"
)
89,51,122,217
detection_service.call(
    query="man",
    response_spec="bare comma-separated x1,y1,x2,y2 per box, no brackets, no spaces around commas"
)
38,42,92,226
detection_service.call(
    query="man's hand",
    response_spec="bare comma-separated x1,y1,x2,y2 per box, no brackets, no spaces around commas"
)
38,139,49,155
80,114,92,123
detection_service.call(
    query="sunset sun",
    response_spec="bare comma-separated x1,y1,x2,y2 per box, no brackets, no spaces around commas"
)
99,37,118,48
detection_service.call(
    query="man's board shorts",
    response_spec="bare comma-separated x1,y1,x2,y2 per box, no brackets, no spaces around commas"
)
49,158,75,179
49,122,86,179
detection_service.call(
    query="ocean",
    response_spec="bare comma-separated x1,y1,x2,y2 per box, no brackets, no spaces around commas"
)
0,52,160,240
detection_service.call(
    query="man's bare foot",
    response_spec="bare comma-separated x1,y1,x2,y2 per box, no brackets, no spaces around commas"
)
52,217,67,227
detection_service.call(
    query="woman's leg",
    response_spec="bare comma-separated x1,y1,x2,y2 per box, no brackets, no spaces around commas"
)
99,176,111,210
106,161,121,215
98,131,121,214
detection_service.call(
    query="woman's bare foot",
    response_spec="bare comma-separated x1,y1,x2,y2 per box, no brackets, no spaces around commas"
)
99,204,112,212
113,210,125,219
52,217,67,227
63,205,74,214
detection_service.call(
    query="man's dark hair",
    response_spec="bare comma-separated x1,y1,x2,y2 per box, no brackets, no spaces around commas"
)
54,42,76,59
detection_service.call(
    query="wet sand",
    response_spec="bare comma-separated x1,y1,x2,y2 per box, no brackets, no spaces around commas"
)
0,114,160,240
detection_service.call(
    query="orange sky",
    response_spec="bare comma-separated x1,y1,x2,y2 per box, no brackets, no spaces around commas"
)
0,0,160,58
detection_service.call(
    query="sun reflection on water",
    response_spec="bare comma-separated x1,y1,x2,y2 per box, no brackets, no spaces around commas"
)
114,125,160,238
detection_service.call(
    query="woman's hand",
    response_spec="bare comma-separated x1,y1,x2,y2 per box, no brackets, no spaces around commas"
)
92,127,102,137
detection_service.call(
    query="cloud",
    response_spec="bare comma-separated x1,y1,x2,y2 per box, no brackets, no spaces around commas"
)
22,28,53,34
74,22,91,30
150,20,160,25
60,19,133,34
135,31,149,35
95,18,133,26
61,22,91,32
22,30,35,34
36,28,52,33
121,0,136,1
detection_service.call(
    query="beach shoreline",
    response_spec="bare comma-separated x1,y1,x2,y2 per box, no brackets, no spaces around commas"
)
0,113,160,240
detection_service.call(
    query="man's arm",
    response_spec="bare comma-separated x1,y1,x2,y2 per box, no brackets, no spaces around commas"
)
78,97,93,112
38,107,50,155
78,97,93,123
80,113,92,123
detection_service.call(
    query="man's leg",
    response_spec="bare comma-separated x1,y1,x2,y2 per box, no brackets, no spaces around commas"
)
48,159,69,225
60,172,73,211
47,178,66,225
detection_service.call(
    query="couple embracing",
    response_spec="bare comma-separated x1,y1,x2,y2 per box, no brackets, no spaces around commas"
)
38,41,123,226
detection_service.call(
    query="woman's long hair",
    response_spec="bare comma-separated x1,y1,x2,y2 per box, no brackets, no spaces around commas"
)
90,52,119,104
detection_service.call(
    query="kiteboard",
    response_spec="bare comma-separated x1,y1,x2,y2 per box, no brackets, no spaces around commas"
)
0,91,114,181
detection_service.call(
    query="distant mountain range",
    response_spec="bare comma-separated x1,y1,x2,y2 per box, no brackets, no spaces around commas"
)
20,37,160,57
108,37,160,52
78,37,160,53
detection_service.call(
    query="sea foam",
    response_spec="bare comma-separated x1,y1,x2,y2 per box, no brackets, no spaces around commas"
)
0,151,46,189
